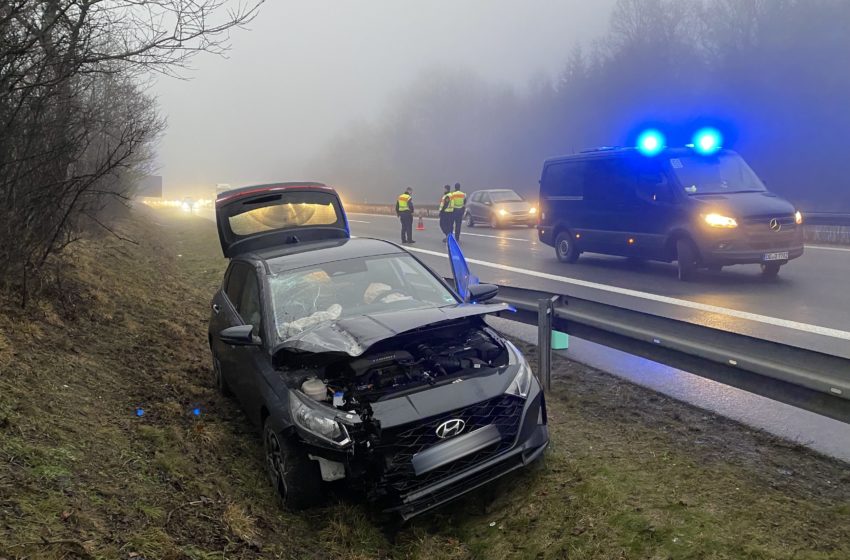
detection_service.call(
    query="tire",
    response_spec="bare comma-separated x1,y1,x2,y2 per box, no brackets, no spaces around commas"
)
676,238,699,281
555,231,580,263
263,419,324,510
212,353,232,397
466,212,475,227
761,262,782,279
707,264,724,273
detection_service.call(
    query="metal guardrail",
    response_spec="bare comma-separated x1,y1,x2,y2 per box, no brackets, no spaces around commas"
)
490,284,850,424
803,212,850,227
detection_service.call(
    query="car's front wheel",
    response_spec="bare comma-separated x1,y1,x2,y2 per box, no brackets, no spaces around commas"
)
211,353,232,397
466,212,475,227
263,419,323,511
490,214,501,229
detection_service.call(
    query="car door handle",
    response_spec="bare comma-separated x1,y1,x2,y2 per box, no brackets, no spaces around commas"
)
212,303,221,315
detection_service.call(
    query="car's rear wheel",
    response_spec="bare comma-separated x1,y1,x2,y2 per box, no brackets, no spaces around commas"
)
466,212,475,227
212,354,232,397
676,238,699,281
263,419,323,511
555,231,580,263
761,262,782,279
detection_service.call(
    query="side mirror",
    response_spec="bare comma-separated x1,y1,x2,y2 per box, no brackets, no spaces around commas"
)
220,324,261,346
484,200,492,206
468,283,498,303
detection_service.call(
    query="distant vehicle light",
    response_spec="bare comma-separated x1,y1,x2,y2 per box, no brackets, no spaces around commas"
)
704,213,738,228
637,129,665,157
498,208,508,216
795,210,803,225
693,128,723,155
181,202,191,212
529,207,537,215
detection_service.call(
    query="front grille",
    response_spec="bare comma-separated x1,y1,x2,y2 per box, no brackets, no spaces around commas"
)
377,394,525,496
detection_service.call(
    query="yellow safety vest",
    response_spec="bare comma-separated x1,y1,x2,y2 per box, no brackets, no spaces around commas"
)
441,193,453,212
451,191,466,209
397,193,411,211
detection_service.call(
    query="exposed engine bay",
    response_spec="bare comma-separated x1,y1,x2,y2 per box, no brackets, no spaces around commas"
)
279,319,508,412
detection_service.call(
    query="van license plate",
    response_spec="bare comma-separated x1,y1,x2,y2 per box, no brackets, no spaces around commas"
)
763,252,788,261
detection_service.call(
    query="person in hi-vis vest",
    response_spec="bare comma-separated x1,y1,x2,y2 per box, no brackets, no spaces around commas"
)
439,184,454,242
450,183,466,240
395,187,415,244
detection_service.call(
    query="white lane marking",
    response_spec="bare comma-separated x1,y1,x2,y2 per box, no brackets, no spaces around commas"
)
463,232,531,242
348,219,371,224
403,246,850,341
806,245,850,253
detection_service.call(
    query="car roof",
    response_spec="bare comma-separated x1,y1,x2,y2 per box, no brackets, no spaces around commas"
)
239,237,406,274
543,147,737,166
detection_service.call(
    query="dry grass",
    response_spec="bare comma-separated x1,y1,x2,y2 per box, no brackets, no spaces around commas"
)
0,207,848,560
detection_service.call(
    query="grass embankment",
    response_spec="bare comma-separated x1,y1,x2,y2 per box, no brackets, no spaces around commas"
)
1,208,848,560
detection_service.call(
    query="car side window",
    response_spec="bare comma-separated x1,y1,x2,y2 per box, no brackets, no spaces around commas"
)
225,263,248,310
239,268,263,336
470,192,481,203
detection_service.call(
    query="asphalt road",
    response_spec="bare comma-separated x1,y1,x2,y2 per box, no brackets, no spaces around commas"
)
347,213,850,359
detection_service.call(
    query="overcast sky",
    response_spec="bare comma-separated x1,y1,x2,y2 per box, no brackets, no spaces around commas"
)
154,0,616,196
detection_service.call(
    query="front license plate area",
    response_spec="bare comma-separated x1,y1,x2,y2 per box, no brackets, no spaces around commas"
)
763,251,789,261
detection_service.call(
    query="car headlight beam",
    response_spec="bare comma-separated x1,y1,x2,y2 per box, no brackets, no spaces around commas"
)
703,213,738,228
289,392,351,447
795,210,803,225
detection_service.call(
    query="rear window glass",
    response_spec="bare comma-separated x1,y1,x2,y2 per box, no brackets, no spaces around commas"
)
228,193,341,236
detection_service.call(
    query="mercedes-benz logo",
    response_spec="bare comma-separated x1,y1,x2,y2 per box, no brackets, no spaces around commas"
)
435,418,465,439
769,218,781,232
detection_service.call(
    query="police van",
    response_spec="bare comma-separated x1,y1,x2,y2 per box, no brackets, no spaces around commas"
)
537,138,804,281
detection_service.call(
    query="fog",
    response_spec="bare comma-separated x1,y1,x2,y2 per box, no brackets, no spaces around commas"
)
153,0,616,196
155,1,850,212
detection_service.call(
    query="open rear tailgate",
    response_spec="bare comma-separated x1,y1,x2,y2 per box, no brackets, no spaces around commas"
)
215,182,349,257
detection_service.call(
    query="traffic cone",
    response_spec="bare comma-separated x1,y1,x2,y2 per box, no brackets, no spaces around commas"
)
416,215,425,230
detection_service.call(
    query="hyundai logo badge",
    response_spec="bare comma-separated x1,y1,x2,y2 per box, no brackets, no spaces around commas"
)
435,418,466,439
769,218,781,232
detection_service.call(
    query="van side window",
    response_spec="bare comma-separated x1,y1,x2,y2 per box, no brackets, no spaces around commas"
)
584,158,635,203
635,159,673,203
542,162,583,198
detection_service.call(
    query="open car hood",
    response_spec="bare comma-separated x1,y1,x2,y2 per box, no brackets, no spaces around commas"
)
271,303,511,357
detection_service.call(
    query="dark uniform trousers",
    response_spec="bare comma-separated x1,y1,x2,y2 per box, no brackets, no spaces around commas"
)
399,211,413,243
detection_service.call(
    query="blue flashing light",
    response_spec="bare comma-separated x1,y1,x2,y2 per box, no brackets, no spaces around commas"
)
192,407,201,417
636,129,665,157
135,408,145,417
692,128,723,155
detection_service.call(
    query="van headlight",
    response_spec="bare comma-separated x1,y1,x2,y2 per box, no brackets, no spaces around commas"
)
704,213,738,228
289,392,351,447
504,341,535,398
795,210,803,225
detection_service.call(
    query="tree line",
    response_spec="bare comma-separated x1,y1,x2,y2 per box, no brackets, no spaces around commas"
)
312,0,850,212
0,0,260,304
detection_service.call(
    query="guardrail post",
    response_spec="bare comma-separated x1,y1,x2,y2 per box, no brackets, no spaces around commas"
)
537,296,557,392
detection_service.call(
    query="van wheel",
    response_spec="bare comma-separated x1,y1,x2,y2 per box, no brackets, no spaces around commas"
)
761,262,782,279
263,419,324,511
466,213,475,227
555,231,580,263
676,239,699,281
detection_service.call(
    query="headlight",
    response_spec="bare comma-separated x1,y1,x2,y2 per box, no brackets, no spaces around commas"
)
181,202,190,212
795,210,803,225
504,341,535,398
528,207,537,215
289,392,351,447
498,208,508,216
704,213,738,228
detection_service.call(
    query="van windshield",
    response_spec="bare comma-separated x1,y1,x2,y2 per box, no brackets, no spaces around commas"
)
668,153,766,195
